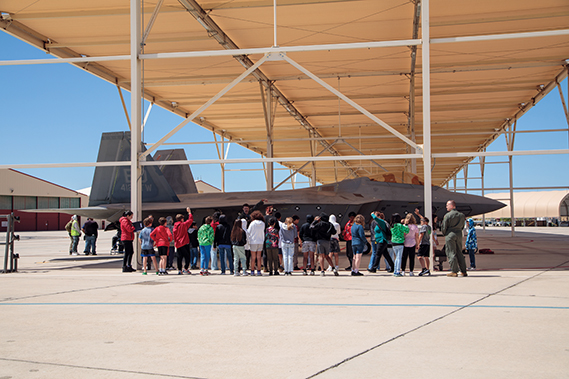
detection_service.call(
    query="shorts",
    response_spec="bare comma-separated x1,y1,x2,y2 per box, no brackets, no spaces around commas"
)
417,244,430,257
249,243,263,252
157,246,169,256
330,239,340,253
141,249,156,257
301,241,316,253
352,243,364,255
317,240,331,255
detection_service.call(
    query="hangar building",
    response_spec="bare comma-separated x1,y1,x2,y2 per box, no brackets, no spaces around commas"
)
0,169,88,232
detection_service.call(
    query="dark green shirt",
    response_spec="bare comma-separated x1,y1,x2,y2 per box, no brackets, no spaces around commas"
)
441,209,465,236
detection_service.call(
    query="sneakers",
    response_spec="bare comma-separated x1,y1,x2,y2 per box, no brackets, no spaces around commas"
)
409,272,414,276
446,272,458,277
178,270,183,275
394,272,403,277
183,269,191,275
310,270,315,276
468,267,476,271
367,269,377,273
142,272,147,275
303,269,307,276
71,252,79,256
243,270,249,276
326,266,333,272
256,270,262,276
274,270,280,276
200,271,205,276
320,271,325,276
418,268,431,276
333,268,339,276
344,266,352,271
460,272,468,277
351,271,363,276
234,272,239,277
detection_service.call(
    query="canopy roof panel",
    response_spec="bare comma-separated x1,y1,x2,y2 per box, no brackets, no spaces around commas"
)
1,0,568,186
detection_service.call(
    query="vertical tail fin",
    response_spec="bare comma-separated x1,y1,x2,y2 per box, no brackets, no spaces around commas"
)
152,149,198,195
88,132,180,206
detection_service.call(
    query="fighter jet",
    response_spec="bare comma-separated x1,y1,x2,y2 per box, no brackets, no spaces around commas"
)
29,132,505,226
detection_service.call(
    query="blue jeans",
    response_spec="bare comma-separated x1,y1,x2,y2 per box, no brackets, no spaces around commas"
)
218,245,234,273
190,247,199,267
467,248,476,268
211,247,219,270
393,245,404,274
84,236,97,254
71,236,80,253
282,242,295,272
200,245,211,270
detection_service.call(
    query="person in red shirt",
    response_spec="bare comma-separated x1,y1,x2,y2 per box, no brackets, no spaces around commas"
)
173,207,193,275
151,217,173,275
342,212,356,271
120,211,136,272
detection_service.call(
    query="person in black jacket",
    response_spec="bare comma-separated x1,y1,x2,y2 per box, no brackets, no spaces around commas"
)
237,199,267,224
188,221,200,270
310,213,339,276
231,219,248,276
299,214,316,275
214,214,234,275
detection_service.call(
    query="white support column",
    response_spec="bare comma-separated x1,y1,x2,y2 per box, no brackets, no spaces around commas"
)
480,154,486,231
262,82,275,191
421,0,434,270
463,165,468,194
130,0,143,269
310,131,317,187
506,121,517,236
453,175,457,192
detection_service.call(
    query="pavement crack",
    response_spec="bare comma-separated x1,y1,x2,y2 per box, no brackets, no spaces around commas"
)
0,357,205,378
307,258,569,378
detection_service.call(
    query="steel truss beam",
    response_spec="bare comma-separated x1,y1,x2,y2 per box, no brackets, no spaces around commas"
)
176,0,357,179
3,29,567,66
2,148,567,170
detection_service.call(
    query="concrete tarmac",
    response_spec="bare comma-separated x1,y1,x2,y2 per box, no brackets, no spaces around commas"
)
0,227,568,378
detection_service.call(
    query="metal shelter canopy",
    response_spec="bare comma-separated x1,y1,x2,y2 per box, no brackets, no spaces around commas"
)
1,0,568,187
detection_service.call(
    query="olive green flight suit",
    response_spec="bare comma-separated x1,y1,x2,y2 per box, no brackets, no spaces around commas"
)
441,209,466,274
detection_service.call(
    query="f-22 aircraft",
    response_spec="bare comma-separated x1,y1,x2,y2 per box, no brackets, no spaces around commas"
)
42,132,505,226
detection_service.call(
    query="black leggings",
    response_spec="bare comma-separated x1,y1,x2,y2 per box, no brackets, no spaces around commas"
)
401,246,416,272
346,240,353,265
266,247,279,272
177,244,191,270
371,241,394,271
122,240,134,268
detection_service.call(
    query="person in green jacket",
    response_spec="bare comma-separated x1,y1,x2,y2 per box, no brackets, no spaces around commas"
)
198,216,215,275
441,200,467,277
390,213,409,277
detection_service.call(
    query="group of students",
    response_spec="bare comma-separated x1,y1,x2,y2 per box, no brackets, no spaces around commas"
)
117,203,477,276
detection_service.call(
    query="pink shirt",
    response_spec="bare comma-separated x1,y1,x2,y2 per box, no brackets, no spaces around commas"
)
404,224,419,247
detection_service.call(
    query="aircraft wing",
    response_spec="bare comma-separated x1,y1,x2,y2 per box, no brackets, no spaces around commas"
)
21,206,126,221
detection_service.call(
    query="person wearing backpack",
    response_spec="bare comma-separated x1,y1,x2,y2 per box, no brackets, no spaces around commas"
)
369,212,394,273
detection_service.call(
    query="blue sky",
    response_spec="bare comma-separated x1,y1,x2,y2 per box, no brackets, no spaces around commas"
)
1,30,568,195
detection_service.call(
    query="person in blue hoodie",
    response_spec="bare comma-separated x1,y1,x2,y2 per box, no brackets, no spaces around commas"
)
465,218,478,270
